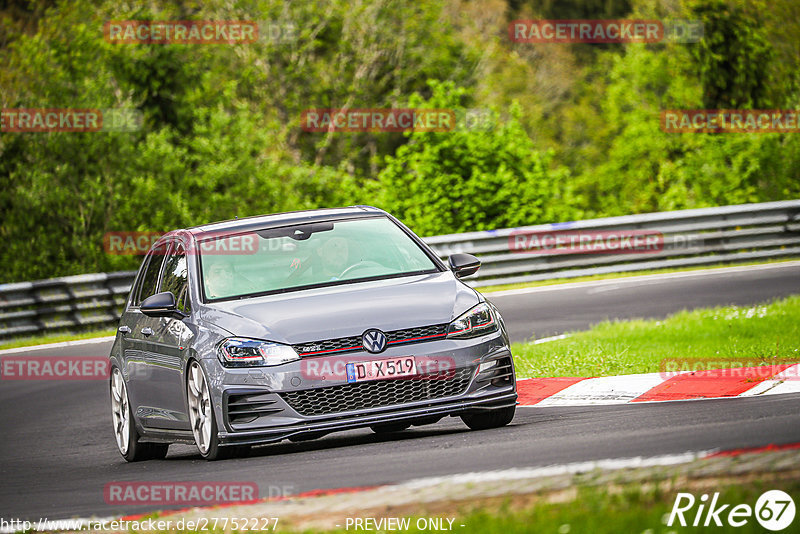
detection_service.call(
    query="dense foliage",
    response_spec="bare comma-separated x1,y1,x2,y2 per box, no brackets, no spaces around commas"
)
1,0,798,281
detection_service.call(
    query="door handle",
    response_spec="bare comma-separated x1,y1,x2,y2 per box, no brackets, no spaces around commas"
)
141,327,154,337
118,326,131,335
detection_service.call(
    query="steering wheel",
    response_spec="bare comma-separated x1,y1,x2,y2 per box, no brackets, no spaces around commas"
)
338,260,384,279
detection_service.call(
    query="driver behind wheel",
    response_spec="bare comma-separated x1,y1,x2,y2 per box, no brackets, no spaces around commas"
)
316,236,352,280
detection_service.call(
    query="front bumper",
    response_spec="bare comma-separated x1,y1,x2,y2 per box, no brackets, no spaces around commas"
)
202,335,517,446
218,385,516,446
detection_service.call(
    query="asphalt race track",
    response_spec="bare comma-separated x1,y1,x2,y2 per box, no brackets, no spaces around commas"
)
1,262,799,520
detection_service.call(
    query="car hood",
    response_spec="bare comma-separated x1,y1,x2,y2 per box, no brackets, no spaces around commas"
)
197,272,480,344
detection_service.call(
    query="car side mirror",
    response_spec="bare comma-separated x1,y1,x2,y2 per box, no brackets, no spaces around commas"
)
141,291,187,319
448,253,481,278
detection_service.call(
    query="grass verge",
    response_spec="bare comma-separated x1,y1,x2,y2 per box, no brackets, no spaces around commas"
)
299,478,800,534
109,467,800,534
512,295,800,378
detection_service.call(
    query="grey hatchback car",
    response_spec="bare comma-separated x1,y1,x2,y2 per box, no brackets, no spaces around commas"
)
109,206,517,461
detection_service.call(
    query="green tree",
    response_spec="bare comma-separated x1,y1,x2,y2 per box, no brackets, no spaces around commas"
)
377,80,573,235
688,0,779,108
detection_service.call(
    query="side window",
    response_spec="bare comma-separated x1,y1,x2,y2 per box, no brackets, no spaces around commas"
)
160,243,191,314
135,243,168,306
129,256,150,307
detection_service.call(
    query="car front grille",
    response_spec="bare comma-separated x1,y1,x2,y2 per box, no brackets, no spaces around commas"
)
281,366,474,416
292,324,448,356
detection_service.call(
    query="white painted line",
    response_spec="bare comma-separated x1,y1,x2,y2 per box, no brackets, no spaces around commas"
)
0,336,115,356
534,373,668,406
485,260,800,298
586,284,623,294
739,364,800,397
739,379,781,397
532,334,570,344
758,380,800,396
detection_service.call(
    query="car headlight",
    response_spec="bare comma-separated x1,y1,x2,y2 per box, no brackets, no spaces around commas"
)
446,302,498,339
218,338,300,367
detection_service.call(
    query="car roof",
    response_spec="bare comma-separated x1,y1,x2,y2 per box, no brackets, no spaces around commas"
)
184,205,387,238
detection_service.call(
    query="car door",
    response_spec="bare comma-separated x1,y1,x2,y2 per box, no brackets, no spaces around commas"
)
141,240,194,430
122,242,168,426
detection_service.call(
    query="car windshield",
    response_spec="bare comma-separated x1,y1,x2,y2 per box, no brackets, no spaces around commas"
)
199,216,439,300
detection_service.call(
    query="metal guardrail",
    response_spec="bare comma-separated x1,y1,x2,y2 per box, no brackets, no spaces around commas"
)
1,200,799,340
0,272,136,340
428,199,800,287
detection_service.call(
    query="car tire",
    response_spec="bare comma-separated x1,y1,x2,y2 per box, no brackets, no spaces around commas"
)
370,423,411,434
110,367,169,462
187,360,233,461
460,405,516,431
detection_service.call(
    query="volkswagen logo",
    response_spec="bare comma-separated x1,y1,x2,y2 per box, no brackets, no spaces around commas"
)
362,329,387,353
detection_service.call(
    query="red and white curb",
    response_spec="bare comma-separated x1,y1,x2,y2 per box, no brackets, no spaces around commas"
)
517,364,800,406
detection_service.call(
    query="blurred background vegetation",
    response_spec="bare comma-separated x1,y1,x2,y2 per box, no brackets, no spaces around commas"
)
1,0,798,282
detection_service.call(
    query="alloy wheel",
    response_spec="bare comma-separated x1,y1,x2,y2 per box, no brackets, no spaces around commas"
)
187,361,212,454
110,368,130,455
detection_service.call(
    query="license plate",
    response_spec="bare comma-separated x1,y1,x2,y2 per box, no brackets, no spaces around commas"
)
346,357,417,383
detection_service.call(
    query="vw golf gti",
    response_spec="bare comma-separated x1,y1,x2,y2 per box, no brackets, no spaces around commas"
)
109,206,517,461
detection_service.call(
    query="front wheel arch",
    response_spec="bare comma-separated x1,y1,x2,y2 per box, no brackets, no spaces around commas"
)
109,366,168,461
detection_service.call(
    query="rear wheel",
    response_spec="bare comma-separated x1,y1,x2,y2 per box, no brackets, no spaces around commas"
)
110,367,169,461
461,406,516,431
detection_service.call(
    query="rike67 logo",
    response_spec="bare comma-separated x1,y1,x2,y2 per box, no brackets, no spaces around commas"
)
668,490,795,531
